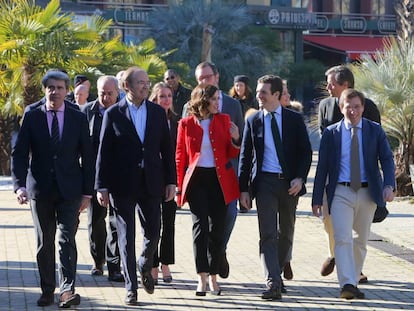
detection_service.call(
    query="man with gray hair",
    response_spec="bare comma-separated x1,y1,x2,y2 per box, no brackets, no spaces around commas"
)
81,76,124,283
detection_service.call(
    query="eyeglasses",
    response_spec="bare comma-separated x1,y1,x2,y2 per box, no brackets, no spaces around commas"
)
165,76,176,80
137,80,152,87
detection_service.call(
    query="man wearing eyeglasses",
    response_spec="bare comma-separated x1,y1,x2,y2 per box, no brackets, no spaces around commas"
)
164,69,191,117
95,66,176,306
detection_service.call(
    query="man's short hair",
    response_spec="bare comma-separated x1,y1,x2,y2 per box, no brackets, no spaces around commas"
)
42,70,70,89
257,75,283,99
339,88,365,107
325,65,355,88
195,61,218,75
74,74,89,87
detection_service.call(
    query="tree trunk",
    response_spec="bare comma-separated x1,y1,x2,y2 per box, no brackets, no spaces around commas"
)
0,114,17,175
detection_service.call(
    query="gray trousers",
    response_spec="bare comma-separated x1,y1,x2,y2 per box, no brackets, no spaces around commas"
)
255,173,298,289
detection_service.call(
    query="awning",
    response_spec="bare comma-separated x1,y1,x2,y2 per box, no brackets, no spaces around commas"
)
303,35,387,60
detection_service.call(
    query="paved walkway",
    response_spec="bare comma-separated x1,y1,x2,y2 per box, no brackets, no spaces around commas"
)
1,155,414,310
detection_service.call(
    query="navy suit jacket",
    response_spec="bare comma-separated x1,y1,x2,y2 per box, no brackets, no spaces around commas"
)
81,100,104,156
312,118,395,211
95,98,176,197
11,103,94,200
239,108,312,197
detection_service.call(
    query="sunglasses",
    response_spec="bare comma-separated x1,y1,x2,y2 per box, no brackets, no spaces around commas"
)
165,76,176,80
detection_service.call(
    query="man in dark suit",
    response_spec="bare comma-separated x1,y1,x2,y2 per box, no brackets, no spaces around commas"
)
239,75,312,300
11,70,94,308
95,67,176,306
318,65,381,282
163,69,191,117
81,75,123,282
312,89,395,299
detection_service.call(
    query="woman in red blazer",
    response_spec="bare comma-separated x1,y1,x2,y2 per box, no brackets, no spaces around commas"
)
176,84,240,296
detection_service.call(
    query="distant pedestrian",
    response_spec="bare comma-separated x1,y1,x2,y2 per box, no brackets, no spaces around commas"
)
149,82,180,285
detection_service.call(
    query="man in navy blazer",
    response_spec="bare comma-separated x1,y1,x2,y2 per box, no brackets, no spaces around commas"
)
95,67,176,306
312,89,395,299
239,75,312,300
11,70,94,308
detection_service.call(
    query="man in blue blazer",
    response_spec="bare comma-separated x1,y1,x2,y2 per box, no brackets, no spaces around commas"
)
11,70,94,308
95,67,176,306
312,89,395,300
239,75,312,300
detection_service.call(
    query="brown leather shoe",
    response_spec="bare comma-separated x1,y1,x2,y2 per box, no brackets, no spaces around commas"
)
340,284,365,300
37,292,54,307
283,262,293,280
58,291,80,308
359,272,368,284
321,257,335,276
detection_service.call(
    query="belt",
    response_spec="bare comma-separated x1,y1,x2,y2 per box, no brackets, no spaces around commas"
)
263,172,285,179
338,182,368,188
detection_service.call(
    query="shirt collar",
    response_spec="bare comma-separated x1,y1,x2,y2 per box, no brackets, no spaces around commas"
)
127,98,146,110
46,103,65,112
263,105,282,117
344,119,362,131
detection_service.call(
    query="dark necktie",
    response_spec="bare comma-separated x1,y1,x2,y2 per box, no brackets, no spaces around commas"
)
350,126,361,192
270,112,288,175
51,111,60,150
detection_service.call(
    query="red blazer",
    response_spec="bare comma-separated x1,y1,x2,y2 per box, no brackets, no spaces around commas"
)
176,113,240,206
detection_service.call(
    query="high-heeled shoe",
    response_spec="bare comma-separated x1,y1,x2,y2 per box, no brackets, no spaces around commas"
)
161,265,172,283
210,289,221,296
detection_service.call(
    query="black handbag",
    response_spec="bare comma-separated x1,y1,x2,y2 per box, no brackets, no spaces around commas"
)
373,205,389,223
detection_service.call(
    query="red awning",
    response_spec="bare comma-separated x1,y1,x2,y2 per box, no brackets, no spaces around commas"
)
303,35,387,60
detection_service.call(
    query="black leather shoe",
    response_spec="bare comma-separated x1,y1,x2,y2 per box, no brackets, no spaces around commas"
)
321,257,335,276
91,264,104,276
37,292,54,307
261,287,282,300
281,280,287,293
58,292,80,308
340,284,365,300
219,253,229,279
108,271,125,282
140,271,155,294
125,291,138,305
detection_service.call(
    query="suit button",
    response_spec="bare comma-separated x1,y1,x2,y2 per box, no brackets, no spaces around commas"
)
53,155,57,160
50,169,54,173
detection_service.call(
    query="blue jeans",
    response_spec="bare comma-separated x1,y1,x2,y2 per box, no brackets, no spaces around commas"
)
222,200,238,250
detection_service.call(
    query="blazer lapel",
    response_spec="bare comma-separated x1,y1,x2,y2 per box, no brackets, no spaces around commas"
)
118,99,142,144
333,121,342,171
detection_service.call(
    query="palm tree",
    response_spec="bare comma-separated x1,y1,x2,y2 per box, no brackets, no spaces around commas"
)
352,36,414,195
0,0,173,174
145,0,278,89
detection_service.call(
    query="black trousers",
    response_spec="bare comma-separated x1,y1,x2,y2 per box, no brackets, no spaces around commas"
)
153,199,177,267
110,189,161,292
30,181,80,295
87,194,121,273
186,167,226,275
